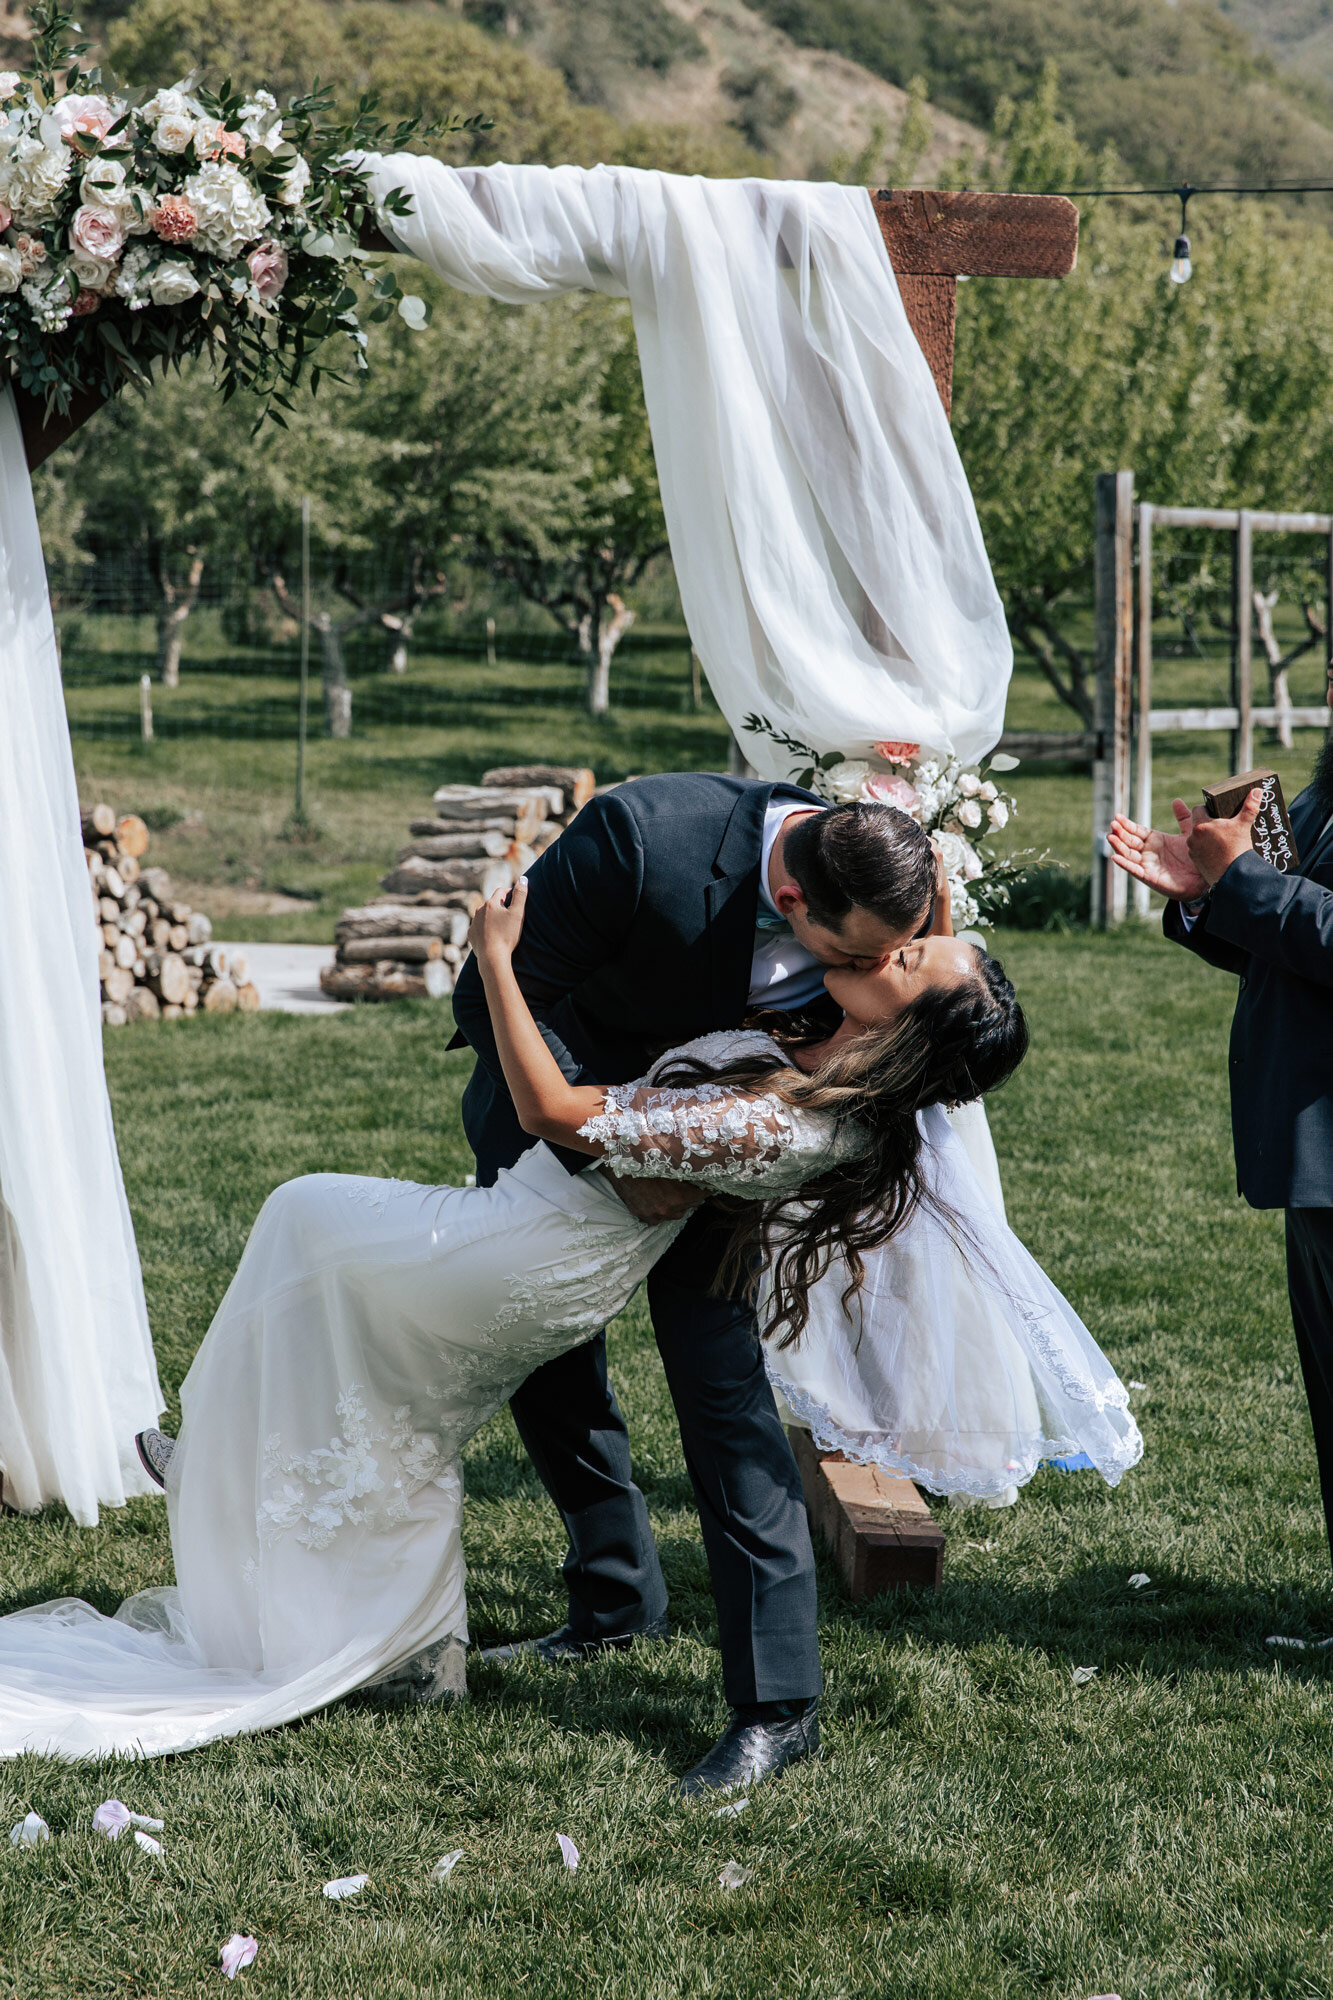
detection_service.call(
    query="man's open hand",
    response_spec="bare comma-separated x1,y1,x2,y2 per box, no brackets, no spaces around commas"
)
600,1168,705,1224
1108,803,1210,902
1185,786,1262,886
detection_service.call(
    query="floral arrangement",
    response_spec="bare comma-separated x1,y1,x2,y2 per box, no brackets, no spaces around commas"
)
0,3,484,422
743,715,1030,930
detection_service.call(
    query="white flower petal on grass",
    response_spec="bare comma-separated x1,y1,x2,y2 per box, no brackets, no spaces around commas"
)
431,1851,464,1882
323,1874,369,1900
1127,1574,1151,1590
712,1798,749,1818
718,1861,752,1889
1266,1634,1333,1652
134,1831,164,1858
1070,1665,1099,1686
556,1834,579,1872
220,1934,258,1979
93,1801,164,1840
1128,1380,1147,1391
10,1813,49,1846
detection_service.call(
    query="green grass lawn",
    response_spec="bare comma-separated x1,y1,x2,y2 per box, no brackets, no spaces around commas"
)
3,928,1332,1998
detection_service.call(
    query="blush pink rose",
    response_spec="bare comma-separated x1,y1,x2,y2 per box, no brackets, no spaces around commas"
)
863,772,922,813
54,95,115,145
247,240,288,301
872,740,920,767
218,130,246,159
70,288,101,316
70,203,125,260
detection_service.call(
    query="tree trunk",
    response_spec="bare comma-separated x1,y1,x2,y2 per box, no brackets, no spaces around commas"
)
383,607,417,675
317,615,352,738
156,550,204,689
581,593,636,717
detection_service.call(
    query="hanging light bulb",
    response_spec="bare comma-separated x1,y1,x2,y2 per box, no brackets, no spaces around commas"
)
1168,184,1193,284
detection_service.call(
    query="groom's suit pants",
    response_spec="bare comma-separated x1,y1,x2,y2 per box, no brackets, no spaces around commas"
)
504,1200,822,1708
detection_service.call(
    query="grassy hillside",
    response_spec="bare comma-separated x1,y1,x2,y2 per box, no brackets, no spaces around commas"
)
1219,1,1333,94
741,0,1333,184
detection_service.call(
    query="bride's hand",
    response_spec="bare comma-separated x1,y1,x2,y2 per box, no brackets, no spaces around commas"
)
468,878,529,967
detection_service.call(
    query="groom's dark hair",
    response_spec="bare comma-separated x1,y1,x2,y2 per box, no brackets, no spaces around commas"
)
784,802,936,934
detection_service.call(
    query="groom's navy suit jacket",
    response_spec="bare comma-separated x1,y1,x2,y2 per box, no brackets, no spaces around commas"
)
1166,781,1333,1208
448,770,833,1703
450,770,832,1182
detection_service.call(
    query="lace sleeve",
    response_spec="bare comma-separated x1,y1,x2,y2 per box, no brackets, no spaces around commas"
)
577,1081,797,1187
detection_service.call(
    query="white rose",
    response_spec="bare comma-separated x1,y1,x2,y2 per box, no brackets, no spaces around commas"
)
977,781,997,802
181,161,270,258
822,759,872,804
68,252,115,291
81,158,126,202
274,153,311,206
931,830,983,882
987,800,1010,830
0,243,22,292
142,86,193,120
955,771,981,797
0,73,21,100
955,799,983,830
0,134,70,226
148,258,200,306
155,110,197,154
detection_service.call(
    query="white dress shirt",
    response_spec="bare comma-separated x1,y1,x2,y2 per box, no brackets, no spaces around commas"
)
747,802,829,1010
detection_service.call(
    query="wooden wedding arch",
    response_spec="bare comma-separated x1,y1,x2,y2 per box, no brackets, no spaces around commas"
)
31,186,1080,1598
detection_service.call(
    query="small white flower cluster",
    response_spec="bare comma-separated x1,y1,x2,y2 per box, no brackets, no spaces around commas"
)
811,745,1020,931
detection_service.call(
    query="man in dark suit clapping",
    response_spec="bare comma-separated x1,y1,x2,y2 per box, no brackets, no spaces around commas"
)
1109,712,1333,1573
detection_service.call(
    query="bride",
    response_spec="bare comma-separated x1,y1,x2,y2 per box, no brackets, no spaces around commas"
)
0,880,1139,1761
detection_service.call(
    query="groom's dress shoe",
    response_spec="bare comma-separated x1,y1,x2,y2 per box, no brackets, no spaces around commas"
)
678,1697,819,1798
135,1429,176,1489
480,1615,670,1664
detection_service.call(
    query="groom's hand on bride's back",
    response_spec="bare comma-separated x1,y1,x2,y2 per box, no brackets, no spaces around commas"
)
600,1168,705,1223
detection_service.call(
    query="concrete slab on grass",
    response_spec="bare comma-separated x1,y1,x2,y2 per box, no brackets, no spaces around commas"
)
216,941,345,1015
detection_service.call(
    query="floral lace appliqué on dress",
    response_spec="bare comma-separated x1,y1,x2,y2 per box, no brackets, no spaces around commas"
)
258,1387,451,1552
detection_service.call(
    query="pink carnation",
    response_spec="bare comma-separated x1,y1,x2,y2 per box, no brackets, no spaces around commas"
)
152,196,198,244
70,203,125,261
873,740,920,767
247,240,288,302
863,772,922,813
218,130,246,159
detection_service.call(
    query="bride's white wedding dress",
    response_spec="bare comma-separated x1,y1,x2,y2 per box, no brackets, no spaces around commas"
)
0,1030,1141,1762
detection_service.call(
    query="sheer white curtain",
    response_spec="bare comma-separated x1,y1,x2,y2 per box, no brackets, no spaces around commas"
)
0,386,162,1523
362,157,1013,773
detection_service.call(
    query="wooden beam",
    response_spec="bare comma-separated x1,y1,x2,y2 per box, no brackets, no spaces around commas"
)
895,272,956,415
788,1425,944,1599
871,189,1079,279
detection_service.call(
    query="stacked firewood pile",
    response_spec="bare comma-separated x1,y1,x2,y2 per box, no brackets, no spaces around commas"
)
84,803,259,1026
321,764,596,1004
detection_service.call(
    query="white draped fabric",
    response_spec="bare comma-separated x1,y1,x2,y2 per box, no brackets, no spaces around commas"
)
0,386,162,1523
362,157,1013,773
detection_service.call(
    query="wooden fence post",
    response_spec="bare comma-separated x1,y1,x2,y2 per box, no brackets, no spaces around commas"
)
1092,470,1134,927
1133,502,1154,920
1234,510,1253,774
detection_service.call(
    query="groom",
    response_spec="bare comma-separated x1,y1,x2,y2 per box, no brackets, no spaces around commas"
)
450,769,936,1795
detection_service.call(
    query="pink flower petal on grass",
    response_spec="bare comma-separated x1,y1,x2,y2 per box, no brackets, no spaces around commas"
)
9,1813,49,1846
93,1800,164,1840
220,1935,258,1980
556,1834,579,1871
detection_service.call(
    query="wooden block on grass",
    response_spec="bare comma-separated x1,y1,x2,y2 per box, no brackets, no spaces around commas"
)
787,1424,944,1599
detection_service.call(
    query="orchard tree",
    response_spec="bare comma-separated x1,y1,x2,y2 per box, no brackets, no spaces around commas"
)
48,365,256,685
476,303,668,715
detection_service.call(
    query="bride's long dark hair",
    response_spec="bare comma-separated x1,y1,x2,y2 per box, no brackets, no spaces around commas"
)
654,946,1028,1348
